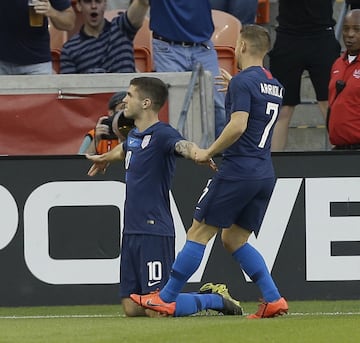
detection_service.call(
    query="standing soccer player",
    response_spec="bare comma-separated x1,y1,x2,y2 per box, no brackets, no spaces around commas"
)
131,25,289,318
87,76,242,317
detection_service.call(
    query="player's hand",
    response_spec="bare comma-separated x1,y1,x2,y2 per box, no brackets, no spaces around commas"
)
195,149,218,171
209,158,218,172
215,68,233,93
86,154,110,176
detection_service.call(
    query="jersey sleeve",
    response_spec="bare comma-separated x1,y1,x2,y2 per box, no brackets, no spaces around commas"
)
161,125,185,154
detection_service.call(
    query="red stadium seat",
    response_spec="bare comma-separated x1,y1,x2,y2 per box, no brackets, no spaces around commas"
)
211,10,242,75
51,48,61,74
133,16,153,72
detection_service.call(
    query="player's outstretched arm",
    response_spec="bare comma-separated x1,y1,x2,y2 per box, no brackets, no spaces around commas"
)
209,111,248,156
195,111,248,167
175,140,199,160
86,143,125,176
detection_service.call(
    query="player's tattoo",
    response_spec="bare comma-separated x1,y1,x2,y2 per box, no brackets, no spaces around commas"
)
175,140,195,158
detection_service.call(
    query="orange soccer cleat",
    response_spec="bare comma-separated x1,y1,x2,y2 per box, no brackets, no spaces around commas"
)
247,297,288,319
130,290,176,316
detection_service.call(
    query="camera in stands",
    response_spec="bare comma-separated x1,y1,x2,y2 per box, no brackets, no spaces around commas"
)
100,111,135,140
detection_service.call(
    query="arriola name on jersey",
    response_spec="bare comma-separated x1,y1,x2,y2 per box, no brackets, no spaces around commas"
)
260,83,284,98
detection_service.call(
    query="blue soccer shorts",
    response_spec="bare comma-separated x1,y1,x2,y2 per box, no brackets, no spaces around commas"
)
119,234,175,299
193,176,275,235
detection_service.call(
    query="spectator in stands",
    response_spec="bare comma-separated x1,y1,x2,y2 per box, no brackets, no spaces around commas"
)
78,91,134,154
0,1,75,75
327,9,360,149
269,0,341,151
60,0,148,73
209,0,258,25
147,0,226,139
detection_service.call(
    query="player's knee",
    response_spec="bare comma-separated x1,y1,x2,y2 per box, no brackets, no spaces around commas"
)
221,228,249,252
122,298,145,317
123,306,138,317
187,222,218,244
222,238,246,253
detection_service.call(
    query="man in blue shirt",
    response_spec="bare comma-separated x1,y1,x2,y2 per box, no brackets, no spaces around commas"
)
210,0,258,25
87,76,242,317
147,0,226,139
61,0,148,73
130,25,289,319
0,0,75,74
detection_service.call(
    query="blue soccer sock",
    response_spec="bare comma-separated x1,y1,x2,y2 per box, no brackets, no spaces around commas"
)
232,243,281,302
160,240,206,303
174,293,224,317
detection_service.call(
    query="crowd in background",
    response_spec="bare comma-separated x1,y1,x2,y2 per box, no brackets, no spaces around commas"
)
1,0,360,151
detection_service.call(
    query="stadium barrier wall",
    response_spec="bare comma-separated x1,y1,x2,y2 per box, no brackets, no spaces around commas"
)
0,72,214,155
0,152,359,306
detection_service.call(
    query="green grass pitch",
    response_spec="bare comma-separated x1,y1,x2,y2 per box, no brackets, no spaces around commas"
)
0,300,359,343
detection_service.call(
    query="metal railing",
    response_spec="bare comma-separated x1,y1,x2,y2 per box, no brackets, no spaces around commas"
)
177,62,212,148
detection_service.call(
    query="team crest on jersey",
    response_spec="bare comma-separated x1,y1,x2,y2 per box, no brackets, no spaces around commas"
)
141,135,151,148
353,69,360,79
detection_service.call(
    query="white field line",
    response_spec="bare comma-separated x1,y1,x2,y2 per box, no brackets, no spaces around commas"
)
0,312,359,319
0,314,124,319
289,312,360,316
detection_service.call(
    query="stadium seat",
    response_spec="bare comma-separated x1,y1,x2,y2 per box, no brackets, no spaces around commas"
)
256,0,270,24
211,10,242,75
134,45,152,73
49,23,68,51
133,17,153,72
49,24,66,73
51,48,61,74
49,0,80,73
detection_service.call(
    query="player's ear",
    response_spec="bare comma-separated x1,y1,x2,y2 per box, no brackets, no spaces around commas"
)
142,98,151,109
240,40,246,53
